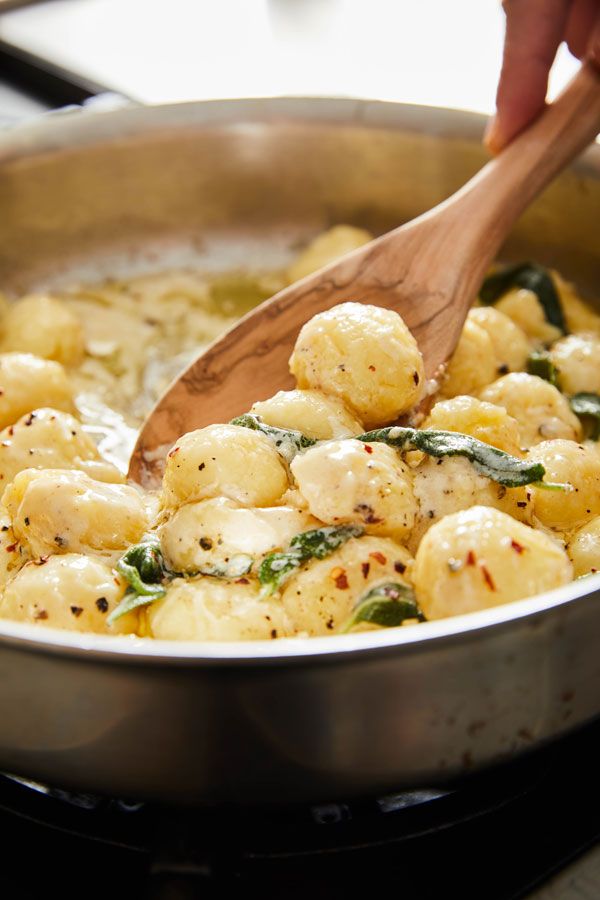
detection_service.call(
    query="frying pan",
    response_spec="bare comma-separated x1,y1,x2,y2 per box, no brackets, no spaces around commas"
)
0,98,598,805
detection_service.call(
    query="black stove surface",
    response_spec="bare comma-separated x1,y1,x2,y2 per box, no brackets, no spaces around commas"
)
2,721,600,899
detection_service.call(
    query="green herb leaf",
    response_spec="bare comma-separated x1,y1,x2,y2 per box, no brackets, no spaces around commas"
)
118,538,166,584
480,262,567,334
342,582,425,633
259,524,363,595
357,427,546,488
527,351,559,386
107,589,164,624
289,524,364,558
108,538,168,625
231,413,318,462
570,392,600,440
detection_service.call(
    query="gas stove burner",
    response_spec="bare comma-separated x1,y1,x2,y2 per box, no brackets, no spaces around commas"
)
2,721,600,899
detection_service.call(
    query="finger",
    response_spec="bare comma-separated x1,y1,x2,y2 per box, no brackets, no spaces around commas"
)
485,0,571,154
586,5,600,67
565,0,600,58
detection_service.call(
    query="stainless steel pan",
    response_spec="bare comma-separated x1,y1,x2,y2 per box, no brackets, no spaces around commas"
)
0,98,598,805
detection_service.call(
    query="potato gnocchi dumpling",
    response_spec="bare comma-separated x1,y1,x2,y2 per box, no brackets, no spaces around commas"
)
251,389,363,440
145,578,294,641
0,353,75,430
553,271,600,336
0,514,23,588
467,307,530,374
527,440,600,532
567,517,600,578
160,498,317,574
495,288,563,345
161,424,289,509
280,535,413,636
289,302,425,428
291,439,417,541
440,319,498,399
423,396,523,456
3,468,148,558
0,407,122,487
287,225,373,283
413,506,572,619
480,373,581,448
549,334,600,396
0,554,137,634
0,294,84,366
410,455,532,550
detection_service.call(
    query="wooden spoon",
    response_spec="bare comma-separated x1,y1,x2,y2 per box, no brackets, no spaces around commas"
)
130,63,600,486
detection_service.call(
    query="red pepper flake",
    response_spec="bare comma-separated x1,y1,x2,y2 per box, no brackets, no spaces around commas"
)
510,539,525,555
167,446,180,458
235,577,250,585
331,567,350,590
5,542,17,553
480,564,497,592
364,444,373,454
368,365,376,372
369,551,387,565
361,562,371,579
466,550,476,566
34,610,48,621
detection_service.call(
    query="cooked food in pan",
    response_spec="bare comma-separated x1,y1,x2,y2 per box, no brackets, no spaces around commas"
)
0,226,598,641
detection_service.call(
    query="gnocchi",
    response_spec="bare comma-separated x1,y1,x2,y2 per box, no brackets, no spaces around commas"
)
291,439,417,541
289,301,425,427
413,506,572,619
3,469,148,558
161,424,289,510
480,373,581,447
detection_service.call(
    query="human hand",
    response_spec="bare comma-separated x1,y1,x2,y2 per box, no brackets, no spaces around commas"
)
485,0,600,153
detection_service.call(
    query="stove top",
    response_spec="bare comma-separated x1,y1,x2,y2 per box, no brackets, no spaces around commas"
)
2,720,600,899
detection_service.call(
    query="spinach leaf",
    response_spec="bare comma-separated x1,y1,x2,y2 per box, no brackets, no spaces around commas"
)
259,524,363,595
527,350,559,386
357,427,546,487
480,262,567,334
570,393,600,440
342,582,425,633
108,539,168,624
230,413,318,463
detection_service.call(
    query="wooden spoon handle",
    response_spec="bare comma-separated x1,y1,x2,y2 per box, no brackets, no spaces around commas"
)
447,63,600,250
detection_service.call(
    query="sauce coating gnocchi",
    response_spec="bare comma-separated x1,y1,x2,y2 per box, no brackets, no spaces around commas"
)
0,239,596,640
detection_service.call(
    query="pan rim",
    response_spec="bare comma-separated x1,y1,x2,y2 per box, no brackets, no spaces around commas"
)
0,572,597,665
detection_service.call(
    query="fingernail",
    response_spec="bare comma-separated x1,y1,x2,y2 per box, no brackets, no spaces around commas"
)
483,116,502,155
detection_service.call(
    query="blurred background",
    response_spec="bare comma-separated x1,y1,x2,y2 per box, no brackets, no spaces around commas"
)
0,0,580,122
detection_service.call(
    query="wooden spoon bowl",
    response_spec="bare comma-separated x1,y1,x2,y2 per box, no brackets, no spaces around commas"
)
130,64,600,485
